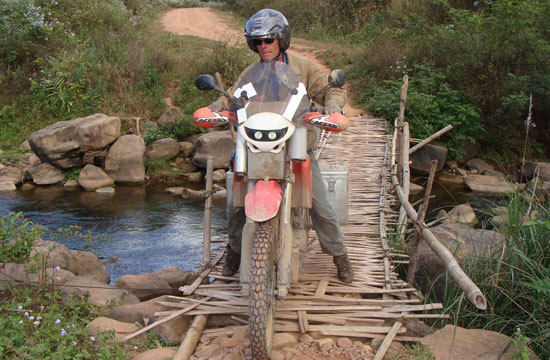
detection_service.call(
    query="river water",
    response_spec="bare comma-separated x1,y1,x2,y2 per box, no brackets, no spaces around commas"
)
0,184,227,282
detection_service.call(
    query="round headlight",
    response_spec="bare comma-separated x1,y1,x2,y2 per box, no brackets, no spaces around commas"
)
268,131,277,140
254,131,263,140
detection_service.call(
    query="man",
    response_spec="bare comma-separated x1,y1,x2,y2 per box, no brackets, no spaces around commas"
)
210,9,354,283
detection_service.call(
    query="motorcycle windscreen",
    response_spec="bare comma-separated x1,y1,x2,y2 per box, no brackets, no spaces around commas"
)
245,180,282,222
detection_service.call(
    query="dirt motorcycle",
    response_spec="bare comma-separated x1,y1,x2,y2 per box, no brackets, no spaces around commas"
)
193,61,348,359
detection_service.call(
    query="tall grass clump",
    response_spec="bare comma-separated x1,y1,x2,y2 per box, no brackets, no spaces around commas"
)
430,191,549,358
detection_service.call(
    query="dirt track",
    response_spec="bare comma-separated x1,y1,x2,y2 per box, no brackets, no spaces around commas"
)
161,7,363,117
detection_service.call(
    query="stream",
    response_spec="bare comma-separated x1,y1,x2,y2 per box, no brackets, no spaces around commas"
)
0,184,227,282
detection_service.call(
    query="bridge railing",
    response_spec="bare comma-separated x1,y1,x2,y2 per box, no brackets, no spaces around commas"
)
390,75,487,311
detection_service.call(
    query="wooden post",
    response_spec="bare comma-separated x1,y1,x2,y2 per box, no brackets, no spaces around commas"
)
407,160,437,285
203,156,213,264
397,122,410,243
391,174,487,310
215,72,236,143
396,75,409,186
173,314,208,360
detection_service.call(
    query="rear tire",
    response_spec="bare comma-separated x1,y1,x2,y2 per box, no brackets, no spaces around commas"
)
249,220,276,359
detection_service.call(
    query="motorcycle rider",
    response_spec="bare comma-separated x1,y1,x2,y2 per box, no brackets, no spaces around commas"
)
210,9,354,283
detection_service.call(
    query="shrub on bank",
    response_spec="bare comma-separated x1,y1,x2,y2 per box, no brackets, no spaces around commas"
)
425,192,550,359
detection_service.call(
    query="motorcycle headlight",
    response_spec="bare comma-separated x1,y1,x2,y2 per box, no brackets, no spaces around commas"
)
245,127,288,142
254,131,263,140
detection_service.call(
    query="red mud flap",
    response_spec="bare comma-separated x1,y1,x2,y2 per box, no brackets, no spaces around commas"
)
245,180,282,222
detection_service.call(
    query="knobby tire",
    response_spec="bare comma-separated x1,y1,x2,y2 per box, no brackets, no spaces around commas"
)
249,220,276,359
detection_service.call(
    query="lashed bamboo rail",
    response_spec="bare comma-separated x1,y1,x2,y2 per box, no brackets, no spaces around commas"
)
391,174,487,310
409,124,453,155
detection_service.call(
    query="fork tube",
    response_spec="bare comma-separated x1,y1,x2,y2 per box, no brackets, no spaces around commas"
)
234,132,247,176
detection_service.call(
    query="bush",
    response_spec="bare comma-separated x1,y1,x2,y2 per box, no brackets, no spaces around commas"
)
0,213,42,264
367,64,482,159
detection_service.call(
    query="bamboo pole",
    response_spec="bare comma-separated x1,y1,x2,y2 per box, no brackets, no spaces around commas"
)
373,321,403,360
391,174,487,310
397,122,410,243
202,156,213,264
173,314,208,360
181,186,226,201
407,160,437,285
409,124,453,155
396,75,409,186
215,72,236,143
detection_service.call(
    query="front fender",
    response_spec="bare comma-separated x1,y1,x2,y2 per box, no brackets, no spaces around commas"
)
245,180,282,222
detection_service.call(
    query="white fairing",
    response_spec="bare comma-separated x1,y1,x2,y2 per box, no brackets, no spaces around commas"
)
238,112,295,153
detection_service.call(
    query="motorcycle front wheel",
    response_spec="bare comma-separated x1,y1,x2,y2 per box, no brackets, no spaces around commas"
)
249,220,276,359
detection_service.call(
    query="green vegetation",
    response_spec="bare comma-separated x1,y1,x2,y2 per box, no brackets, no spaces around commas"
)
0,0,253,152
415,192,549,358
226,0,550,163
0,213,161,358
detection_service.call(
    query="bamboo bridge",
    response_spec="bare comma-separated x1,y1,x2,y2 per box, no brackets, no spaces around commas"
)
125,77,487,360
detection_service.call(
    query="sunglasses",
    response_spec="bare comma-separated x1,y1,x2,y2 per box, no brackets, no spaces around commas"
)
252,38,276,46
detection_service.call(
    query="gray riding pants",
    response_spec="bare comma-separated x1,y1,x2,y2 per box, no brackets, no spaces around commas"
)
227,151,347,256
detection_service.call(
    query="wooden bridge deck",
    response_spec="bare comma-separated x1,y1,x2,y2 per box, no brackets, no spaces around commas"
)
169,115,444,349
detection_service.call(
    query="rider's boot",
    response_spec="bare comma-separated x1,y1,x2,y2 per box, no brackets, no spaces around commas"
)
222,246,241,277
333,253,354,283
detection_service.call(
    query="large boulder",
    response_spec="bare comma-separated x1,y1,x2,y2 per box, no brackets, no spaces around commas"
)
467,158,495,173
71,250,110,284
465,174,516,197
28,113,120,168
132,348,177,360
0,182,16,191
31,240,79,274
145,138,180,161
60,277,140,309
192,130,233,169
420,325,540,360
178,141,194,158
0,165,24,185
77,164,115,191
0,263,77,285
415,223,505,297
115,273,173,301
522,161,550,182
108,295,175,324
27,162,65,185
409,144,447,175
443,203,477,226
104,134,146,184
150,267,196,291
157,106,184,127
87,317,140,341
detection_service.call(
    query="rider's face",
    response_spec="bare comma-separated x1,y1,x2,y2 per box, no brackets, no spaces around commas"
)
257,38,281,62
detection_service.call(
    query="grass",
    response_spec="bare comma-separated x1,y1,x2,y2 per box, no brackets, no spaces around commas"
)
0,213,162,358
412,190,550,359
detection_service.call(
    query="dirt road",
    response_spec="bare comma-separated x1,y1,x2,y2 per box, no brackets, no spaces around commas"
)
161,7,363,116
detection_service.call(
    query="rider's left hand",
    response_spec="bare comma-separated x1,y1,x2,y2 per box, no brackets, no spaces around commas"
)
324,101,341,115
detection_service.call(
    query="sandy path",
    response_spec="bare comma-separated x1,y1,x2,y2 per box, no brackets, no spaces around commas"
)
161,7,363,116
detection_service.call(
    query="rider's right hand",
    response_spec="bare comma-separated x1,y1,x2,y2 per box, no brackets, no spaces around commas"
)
208,98,225,112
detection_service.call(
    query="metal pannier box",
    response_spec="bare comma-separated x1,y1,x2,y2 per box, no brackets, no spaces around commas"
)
320,164,349,226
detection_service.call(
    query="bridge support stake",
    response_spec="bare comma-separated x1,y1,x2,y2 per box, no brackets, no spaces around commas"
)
407,159,437,286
